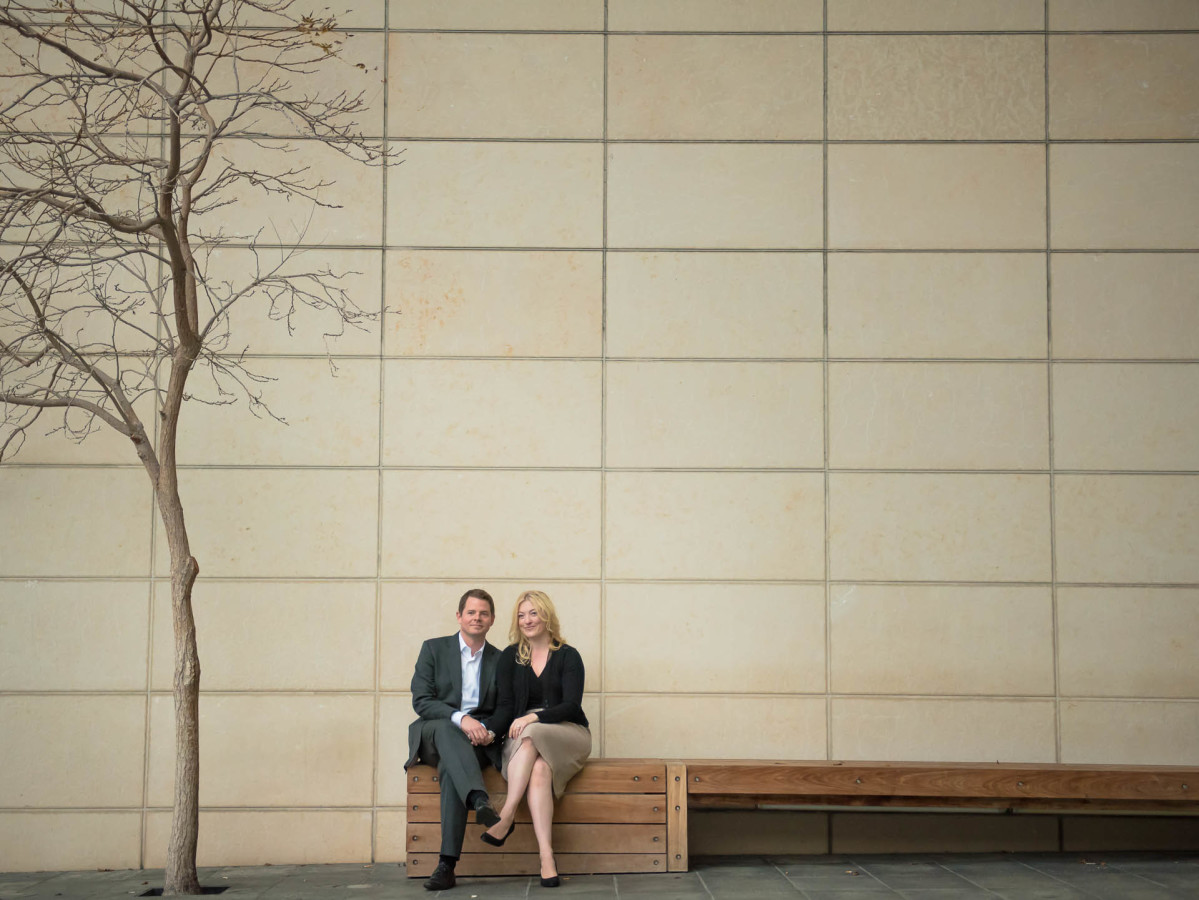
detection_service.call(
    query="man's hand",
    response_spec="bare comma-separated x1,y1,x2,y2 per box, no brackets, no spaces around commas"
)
459,714,489,746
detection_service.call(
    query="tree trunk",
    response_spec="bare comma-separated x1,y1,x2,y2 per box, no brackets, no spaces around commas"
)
160,490,202,895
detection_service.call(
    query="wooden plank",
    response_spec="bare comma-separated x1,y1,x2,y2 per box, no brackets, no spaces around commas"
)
666,762,688,873
408,852,667,877
408,822,665,855
688,793,1199,813
686,762,1199,802
408,761,667,794
408,792,668,824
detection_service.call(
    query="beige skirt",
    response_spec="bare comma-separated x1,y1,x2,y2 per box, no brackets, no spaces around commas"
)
501,715,592,798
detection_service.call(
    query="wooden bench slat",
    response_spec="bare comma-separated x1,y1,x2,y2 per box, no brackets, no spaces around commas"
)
686,762,1199,802
408,792,668,824
409,822,665,854
407,762,667,794
688,793,1199,813
408,852,667,877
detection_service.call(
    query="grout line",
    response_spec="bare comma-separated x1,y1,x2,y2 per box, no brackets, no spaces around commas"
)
598,0,610,757
1044,2,1063,766
5,576,1199,588
821,0,834,764
369,0,393,865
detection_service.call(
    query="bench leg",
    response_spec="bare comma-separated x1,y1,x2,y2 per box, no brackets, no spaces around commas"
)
667,762,688,872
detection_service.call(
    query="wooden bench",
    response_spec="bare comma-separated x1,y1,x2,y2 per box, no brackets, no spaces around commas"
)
685,760,1199,815
405,759,688,878
407,759,1198,877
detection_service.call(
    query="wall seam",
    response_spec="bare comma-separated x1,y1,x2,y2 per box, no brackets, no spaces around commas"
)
822,0,834,762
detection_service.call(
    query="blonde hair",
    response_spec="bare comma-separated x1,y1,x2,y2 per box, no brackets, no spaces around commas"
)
508,590,566,666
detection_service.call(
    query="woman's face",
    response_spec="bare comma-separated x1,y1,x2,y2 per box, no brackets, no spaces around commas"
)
517,599,547,641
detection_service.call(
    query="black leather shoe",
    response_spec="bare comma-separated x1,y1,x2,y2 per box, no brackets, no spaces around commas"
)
480,821,515,847
472,797,501,828
540,875,561,888
423,861,455,891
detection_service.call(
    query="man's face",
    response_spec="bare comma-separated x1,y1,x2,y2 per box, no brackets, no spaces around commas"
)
457,597,494,641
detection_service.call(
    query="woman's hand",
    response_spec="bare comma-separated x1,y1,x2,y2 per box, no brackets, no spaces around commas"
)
508,712,540,740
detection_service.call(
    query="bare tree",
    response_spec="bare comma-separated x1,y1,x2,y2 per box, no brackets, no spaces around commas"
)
0,0,384,892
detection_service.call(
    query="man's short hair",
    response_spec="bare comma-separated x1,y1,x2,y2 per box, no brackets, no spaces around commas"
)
458,588,495,617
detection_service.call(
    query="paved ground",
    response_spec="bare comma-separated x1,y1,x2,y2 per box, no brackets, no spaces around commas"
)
2,853,1197,899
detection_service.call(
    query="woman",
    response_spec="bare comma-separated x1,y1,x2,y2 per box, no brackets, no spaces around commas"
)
481,590,590,888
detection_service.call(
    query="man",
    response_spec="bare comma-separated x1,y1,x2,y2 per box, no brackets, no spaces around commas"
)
405,588,504,891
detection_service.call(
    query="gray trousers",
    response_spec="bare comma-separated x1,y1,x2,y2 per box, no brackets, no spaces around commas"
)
415,718,492,857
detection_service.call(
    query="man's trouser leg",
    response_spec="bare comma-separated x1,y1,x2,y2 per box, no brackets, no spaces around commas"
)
418,719,490,858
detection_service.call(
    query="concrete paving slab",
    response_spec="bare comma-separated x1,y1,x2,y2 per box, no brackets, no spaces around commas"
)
2,853,1197,900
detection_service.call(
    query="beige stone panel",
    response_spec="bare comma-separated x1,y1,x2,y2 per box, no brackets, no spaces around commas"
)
174,2,382,28
383,360,601,467
605,583,825,694
0,581,148,691
606,252,823,359
828,253,1048,360
377,693,417,805
1055,475,1199,583
691,811,828,855
830,36,1044,141
830,0,1045,31
1051,254,1199,360
608,144,823,250
175,358,380,466
1059,588,1199,698
0,468,151,577
203,139,383,245
379,581,601,691
0,813,140,873
1051,36,1199,140
199,32,385,138
206,247,383,357
1055,364,1199,471
604,695,827,759
829,474,1052,582
150,581,375,691
385,251,602,357
9,409,141,465
147,693,374,806
606,472,825,580
1060,700,1199,765
832,699,1057,763
144,810,372,867
609,36,822,140
832,813,1058,853
1050,0,1199,31
382,471,600,578
389,0,604,30
1051,145,1199,250
829,363,1049,470
608,0,823,31
1063,816,1199,851
830,585,1055,696
375,808,409,862
155,469,378,578
378,584,599,690
829,145,1046,250
606,362,824,468
0,695,145,807
389,34,602,139
389,143,602,248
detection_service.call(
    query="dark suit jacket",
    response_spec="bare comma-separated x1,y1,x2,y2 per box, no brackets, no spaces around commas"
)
490,643,588,737
405,633,503,770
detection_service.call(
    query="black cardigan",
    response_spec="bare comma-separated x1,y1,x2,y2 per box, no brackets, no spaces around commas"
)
491,643,588,734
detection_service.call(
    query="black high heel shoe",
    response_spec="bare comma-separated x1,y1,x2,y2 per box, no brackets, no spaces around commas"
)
540,857,560,888
480,822,515,847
